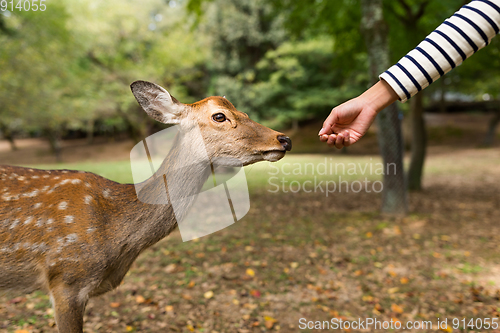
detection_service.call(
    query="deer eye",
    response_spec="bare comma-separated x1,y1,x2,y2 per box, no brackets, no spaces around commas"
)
212,113,226,122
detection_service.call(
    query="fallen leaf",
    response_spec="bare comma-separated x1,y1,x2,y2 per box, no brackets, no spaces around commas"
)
366,232,373,238
290,262,299,268
400,277,409,284
391,303,404,314
264,316,277,329
187,281,195,288
362,295,373,302
110,302,121,308
135,295,146,304
15,330,30,333
126,326,134,332
246,268,255,277
9,297,26,304
250,289,261,298
165,305,174,312
204,290,214,299
440,325,453,332
388,287,399,294
164,263,177,273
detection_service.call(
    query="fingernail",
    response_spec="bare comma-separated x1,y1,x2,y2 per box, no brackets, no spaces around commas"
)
318,128,324,136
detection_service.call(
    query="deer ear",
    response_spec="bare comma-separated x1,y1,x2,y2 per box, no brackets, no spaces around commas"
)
130,80,183,124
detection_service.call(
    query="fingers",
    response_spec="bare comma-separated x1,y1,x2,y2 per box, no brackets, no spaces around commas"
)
323,131,350,149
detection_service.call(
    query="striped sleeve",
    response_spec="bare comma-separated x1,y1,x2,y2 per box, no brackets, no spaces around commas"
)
379,0,500,103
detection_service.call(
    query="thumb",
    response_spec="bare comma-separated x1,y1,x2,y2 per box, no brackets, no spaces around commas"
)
318,109,339,136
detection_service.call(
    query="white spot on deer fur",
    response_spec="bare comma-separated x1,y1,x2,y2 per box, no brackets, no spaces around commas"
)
64,215,74,224
36,218,44,227
84,195,93,204
103,189,111,198
23,189,39,197
41,185,50,192
17,176,26,181
9,218,20,229
31,242,48,253
53,176,60,180
66,233,78,243
58,201,68,210
43,175,50,179
87,227,96,233
31,175,40,179
28,169,34,172
46,218,54,225
33,202,42,209
62,171,69,174
24,216,33,225
85,182,91,188
71,179,82,184
61,179,71,185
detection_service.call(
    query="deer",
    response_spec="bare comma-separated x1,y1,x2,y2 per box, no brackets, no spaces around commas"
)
0,80,292,333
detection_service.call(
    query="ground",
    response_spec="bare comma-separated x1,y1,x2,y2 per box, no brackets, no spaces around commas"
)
0,114,499,332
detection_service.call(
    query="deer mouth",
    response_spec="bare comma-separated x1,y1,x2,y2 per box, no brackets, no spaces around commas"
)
262,150,286,162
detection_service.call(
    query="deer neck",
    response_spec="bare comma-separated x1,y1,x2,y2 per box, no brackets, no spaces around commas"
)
119,128,212,249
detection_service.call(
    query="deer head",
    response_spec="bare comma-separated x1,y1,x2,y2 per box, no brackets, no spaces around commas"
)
130,81,292,167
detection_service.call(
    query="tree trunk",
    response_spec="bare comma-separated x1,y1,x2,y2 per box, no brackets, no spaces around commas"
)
0,122,17,151
361,0,408,214
46,128,63,163
483,110,500,147
408,91,426,191
87,119,95,145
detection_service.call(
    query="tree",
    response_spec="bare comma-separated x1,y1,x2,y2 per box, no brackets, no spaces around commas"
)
360,0,408,214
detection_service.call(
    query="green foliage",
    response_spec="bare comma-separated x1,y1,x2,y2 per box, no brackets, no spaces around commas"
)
0,0,209,145
213,37,366,128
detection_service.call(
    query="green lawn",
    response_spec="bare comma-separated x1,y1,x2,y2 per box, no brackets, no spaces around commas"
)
30,154,386,192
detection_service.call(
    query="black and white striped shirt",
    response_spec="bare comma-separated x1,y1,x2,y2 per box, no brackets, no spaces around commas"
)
380,0,500,103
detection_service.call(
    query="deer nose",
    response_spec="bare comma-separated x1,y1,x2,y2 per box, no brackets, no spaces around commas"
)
277,135,292,151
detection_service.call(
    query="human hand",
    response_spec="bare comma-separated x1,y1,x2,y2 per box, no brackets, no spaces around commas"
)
319,80,399,149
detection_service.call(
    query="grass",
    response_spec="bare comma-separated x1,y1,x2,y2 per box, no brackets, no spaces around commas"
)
30,154,387,193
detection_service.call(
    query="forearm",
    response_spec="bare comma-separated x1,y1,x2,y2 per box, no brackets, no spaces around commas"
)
359,80,399,114
380,0,500,102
